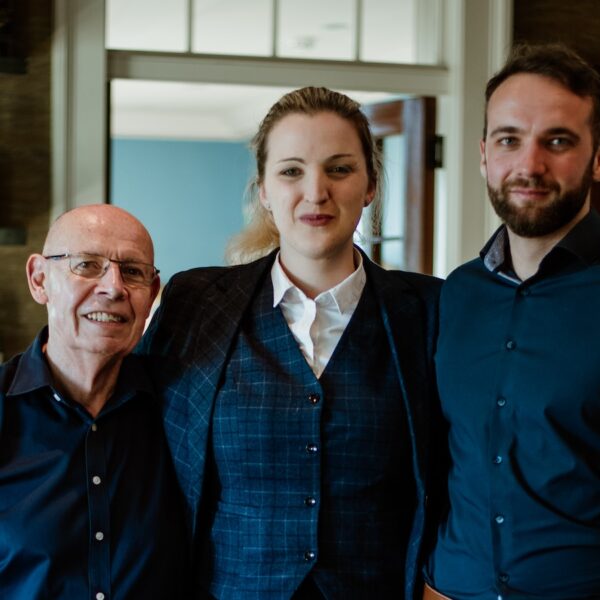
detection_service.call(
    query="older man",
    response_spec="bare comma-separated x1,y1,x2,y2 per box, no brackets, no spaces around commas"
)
425,44,600,599
0,205,188,599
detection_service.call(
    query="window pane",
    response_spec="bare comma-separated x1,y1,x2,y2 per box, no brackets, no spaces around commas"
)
106,0,188,51
192,0,273,56
380,134,406,269
360,0,441,65
277,0,356,60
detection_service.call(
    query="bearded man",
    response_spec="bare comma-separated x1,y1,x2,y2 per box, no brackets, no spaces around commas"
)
424,44,600,600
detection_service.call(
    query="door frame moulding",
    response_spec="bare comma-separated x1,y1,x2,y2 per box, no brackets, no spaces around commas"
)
108,51,450,95
52,0,107,219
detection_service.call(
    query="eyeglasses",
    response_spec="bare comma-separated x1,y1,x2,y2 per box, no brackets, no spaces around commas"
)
44,253,159,287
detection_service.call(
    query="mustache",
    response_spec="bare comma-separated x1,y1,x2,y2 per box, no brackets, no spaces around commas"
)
504,176,560,192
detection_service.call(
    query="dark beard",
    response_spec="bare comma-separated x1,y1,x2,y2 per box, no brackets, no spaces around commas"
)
488,162,593,238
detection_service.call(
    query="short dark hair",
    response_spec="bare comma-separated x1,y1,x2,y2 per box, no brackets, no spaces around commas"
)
484,43,600,149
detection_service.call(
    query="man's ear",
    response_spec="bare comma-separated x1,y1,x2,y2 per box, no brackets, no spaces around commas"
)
150,276,161,306
26,254,49,305
479,139,487,179
592,146,600,182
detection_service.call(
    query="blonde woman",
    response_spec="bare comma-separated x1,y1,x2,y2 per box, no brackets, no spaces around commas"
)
140,87,442,599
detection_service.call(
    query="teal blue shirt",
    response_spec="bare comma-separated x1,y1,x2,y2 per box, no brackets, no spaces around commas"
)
428,210,600,599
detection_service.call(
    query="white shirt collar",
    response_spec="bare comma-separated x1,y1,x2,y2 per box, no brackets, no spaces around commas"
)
271,250,366,314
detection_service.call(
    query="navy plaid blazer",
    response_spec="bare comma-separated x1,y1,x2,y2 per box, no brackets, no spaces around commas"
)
138,250,442,599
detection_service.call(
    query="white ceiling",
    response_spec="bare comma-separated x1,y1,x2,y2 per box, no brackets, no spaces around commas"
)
110,80,395,141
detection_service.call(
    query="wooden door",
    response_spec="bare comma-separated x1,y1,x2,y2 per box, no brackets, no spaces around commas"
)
362,97,437,275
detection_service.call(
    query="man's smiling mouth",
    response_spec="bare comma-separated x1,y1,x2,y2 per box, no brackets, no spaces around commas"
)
85,312,126,323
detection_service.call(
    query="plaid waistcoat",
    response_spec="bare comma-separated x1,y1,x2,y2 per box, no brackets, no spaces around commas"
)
202,276,415,599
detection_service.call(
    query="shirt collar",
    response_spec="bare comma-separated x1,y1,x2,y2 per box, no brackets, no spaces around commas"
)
271,249,366,315
554,208,600,265
480,209,600,276
7,326,154,402
481,225,510,273
7,327,53,396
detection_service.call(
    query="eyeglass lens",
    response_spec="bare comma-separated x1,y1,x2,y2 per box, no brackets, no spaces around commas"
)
69,254,155,285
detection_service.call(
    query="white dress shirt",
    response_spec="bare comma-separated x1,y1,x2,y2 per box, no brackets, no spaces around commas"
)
271,251,366,378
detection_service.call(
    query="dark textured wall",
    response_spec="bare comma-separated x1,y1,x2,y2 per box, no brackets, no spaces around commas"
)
0,0,51,361
513,0,600,212
514,0,600,70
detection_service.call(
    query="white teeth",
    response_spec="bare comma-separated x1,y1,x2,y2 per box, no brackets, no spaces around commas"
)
85,312,124,323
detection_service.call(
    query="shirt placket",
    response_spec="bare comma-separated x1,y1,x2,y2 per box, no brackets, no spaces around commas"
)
489,280,531,598
85,420,111,600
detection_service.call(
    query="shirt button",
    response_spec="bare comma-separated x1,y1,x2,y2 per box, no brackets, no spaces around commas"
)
493,455,503,465
95,531,104,541
499,573,510,583
304,550,316,561
91,423,98,432
308,393,320,405
519,287,530,296
96,593,105,600
304,496,317,507
306,443,318,454
495,514,505,524
505,340,516,350
497,396,506,407
92,475,102,485
53,392,62,403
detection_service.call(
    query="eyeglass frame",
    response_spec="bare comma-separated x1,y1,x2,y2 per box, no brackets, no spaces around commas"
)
43,253,160,287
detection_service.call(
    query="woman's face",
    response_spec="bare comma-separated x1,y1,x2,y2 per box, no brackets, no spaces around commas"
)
259,111,375,275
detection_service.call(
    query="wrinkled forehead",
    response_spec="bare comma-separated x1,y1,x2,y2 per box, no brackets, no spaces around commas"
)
45,210,154,262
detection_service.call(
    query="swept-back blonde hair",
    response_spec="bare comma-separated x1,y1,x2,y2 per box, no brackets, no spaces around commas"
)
226,86,382,265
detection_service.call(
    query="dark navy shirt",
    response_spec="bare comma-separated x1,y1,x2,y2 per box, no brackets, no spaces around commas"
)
427,210,600,600
0,329,189,600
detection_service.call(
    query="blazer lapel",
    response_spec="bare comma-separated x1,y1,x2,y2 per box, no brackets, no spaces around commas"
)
188,255,274,530
146,253,275,536
364,258,430,493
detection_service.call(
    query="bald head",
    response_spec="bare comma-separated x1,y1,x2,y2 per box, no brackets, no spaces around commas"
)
26,204,159,372
43,204,154,263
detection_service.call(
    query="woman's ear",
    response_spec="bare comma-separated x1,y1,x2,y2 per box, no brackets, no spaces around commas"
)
364,183,376,207
259,184,271,210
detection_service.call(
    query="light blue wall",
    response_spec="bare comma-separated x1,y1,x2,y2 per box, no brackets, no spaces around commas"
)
111,138,253,282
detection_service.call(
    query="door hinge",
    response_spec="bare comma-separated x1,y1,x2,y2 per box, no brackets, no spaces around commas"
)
430,135,443,168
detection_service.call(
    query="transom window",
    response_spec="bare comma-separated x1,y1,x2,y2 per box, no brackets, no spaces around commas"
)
106,0,442,65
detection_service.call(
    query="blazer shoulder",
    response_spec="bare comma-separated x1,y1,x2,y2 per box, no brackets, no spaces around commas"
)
139,256,273,356
370,263,442,303
397,271,443,295
164,256,272,300
165,265,234,296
